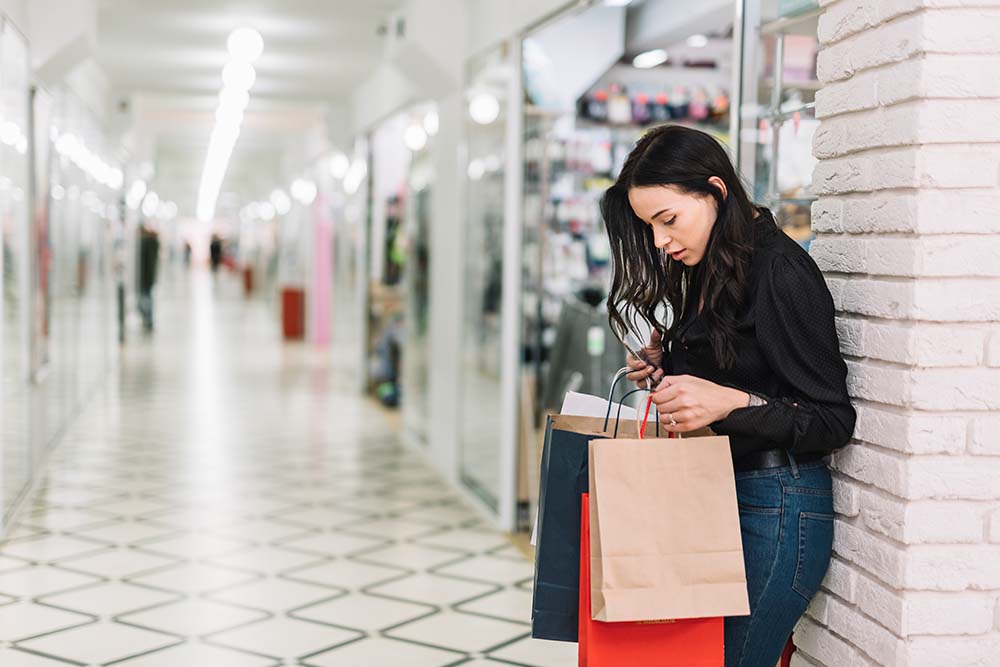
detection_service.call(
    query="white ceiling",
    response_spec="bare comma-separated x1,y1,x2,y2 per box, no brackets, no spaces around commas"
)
94,0,404,213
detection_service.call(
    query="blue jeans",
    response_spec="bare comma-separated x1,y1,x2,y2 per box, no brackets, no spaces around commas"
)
724,459,834,667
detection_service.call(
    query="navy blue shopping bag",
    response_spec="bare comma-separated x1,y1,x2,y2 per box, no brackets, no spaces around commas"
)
531,388,656,642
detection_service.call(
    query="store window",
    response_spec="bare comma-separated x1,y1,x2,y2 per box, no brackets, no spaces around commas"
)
1,18,32,523
459,44,514,511
516,0,737,530
736,0,821,247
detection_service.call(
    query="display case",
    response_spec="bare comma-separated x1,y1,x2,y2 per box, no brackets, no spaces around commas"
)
736,0,822,246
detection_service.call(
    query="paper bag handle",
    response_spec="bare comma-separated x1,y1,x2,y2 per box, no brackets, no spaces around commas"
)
603,366,654,427
608,388,660,439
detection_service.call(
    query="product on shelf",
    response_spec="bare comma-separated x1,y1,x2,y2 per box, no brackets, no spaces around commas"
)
607,83,632,125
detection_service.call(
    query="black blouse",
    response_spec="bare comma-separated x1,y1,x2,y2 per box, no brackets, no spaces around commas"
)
666,209,856,461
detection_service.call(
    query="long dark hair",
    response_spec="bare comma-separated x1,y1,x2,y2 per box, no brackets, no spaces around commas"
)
602,125,758,369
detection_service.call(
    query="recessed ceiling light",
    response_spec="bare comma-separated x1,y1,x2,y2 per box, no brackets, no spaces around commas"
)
469,93,500,125
222,61,256,91
603,0,633,6
228,28,264,63
633,49,669,69
687,34,709,48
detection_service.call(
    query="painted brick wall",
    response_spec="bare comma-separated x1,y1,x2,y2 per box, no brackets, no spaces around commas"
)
795,1,1000,665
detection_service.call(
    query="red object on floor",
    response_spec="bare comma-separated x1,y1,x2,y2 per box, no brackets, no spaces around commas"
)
281,287,305,340
578,494,724,666
243,266,254,296
781,636,795,666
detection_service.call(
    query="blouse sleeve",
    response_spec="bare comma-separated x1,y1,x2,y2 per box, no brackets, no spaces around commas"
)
710,252,856,454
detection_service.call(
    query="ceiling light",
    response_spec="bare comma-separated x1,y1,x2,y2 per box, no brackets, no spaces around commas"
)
259,202,276,220
687,34,709,48
129,179,148,201
603,0,633,5
216,105,244,127
329,152,349,179
469,93,500,125
222,61,256,91
291,178,317,205
633,49,669,69
404,123,427,152
141,191,160,218
423,109,439,137
227,28,264,63
467,159,485,181
271,188,291,215
219,87,250,111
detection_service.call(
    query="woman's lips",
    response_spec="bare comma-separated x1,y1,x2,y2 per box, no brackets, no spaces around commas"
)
670,249,687,261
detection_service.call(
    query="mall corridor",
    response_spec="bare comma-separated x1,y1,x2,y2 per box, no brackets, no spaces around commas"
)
0,274,573,667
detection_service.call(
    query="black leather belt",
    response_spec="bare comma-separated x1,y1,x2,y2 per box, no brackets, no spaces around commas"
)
734,448,825,473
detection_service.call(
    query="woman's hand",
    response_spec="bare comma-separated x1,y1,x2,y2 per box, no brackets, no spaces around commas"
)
650,375,749,433
625,330,665,389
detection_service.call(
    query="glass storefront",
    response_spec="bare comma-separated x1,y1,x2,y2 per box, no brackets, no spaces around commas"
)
736,0,822,246
1,24,119,529
514,0,736,529
0,18,32,522
459,43,515,511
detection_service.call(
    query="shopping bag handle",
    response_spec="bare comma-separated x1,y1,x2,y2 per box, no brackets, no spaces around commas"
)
605,366,631,409
607,388,660,438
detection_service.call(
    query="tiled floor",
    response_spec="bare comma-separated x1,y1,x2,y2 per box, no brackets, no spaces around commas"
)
0,272,573,667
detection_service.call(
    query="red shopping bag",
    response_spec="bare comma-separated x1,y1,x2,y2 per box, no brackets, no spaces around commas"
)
579,494,724,667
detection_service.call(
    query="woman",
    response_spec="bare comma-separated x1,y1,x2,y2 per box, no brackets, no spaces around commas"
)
604,125,855,667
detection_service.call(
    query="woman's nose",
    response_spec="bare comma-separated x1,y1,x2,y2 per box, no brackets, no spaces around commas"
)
654,230,673,250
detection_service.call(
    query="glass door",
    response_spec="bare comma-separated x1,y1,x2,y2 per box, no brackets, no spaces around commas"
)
458,44,516,514
737,0,822,247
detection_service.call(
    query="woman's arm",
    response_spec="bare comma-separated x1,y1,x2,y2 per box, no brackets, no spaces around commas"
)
710,253,856,454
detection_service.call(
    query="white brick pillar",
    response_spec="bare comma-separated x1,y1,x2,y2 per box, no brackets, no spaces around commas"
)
795,1,1000,666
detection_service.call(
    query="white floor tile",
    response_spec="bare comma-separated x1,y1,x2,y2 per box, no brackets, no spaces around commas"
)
209,616,360,660
277,531,387,557
0,648,79,666
58,547,178,579
285,558,406,589
368,572,497,607
434,554,534,586
205,545,322,574
0,601,92,641
20,507,117,531
387,610,530,653
0,534,108,563
138,533,250,559
488,635,579,667
293,592,434,631
354,543,467,571
40,581,180,617
207,576,339,611
16,622,180,665
0,566,100,598
130,562,258,595
112,640,276,667
121,598,268,636
415,530,512,554
303,637,463,667
456,588,534,623
70,521,178,545
338,517,443,540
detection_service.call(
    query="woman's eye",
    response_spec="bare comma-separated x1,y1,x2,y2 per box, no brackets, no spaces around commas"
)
662,217,675,226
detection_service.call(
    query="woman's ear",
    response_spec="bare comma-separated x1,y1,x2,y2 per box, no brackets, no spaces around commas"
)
708,176,728,201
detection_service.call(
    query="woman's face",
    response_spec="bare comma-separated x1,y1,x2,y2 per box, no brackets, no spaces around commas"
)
627,180,723,266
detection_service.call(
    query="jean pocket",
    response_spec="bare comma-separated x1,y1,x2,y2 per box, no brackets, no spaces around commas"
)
792,511,834,601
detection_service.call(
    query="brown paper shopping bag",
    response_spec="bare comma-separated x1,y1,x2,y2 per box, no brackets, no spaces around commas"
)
588,435,750,623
